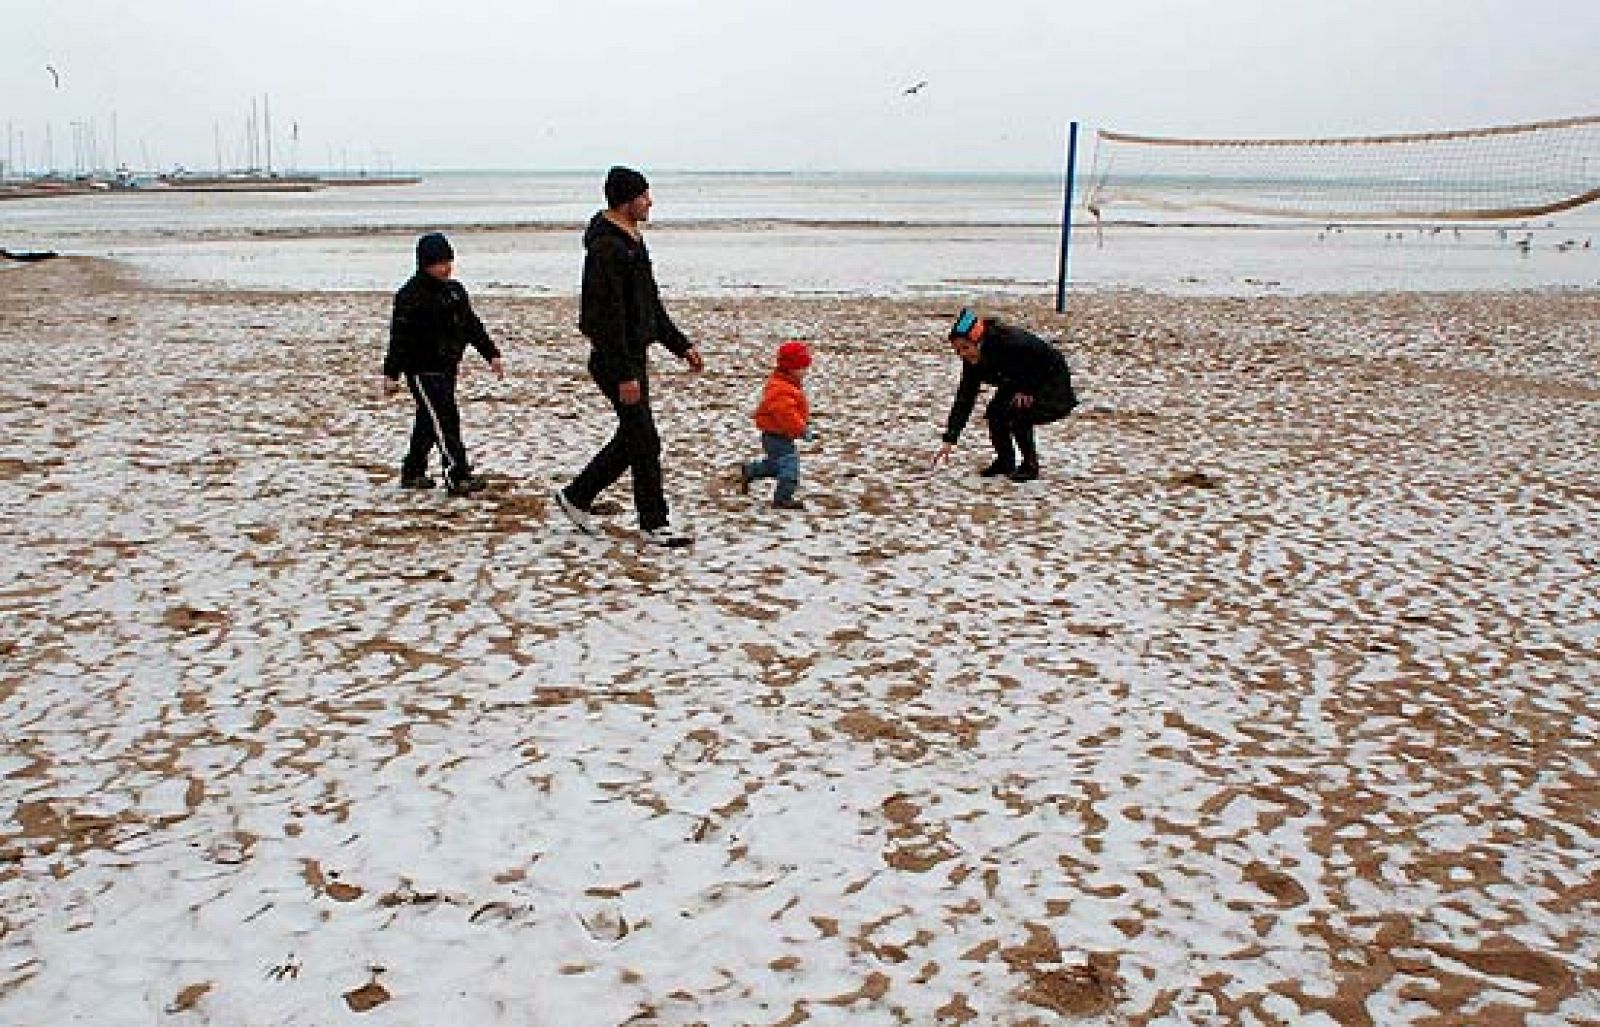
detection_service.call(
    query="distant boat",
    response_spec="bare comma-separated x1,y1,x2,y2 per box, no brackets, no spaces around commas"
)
111,167,165,191
156,172,326,193
0,179,96,200
1,167,419,200
0,248,60,262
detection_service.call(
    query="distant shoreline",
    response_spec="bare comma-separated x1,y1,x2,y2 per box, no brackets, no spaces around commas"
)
0,214,1555,243
0,174,422,201
8,171,1594,298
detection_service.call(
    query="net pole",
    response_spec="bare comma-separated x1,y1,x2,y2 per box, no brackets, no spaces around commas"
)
1055,120,1079,314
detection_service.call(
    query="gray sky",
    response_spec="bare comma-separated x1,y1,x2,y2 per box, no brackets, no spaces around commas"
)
5,0,1599,173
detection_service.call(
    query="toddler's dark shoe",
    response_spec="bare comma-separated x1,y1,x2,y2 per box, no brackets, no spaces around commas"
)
400,473,436,490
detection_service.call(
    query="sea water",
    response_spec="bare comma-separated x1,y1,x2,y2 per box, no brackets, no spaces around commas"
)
2,170,1597,296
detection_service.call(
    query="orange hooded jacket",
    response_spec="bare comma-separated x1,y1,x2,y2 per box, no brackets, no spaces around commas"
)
753,369,809,439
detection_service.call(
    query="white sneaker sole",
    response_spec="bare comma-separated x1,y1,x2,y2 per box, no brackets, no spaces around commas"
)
555,490,597,535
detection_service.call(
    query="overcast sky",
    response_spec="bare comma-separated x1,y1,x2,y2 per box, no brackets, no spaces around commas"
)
5,0,1599,174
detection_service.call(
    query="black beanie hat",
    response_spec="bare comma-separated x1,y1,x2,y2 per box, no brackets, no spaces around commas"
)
416,232,454,268
604,166,650,209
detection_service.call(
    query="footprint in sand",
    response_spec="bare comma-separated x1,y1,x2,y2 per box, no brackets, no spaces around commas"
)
572,901,632,944
264,956,301,981
469,900,537,926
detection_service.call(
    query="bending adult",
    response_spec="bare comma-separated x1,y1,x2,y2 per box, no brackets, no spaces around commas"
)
930,308,1078,482
555,166,704,547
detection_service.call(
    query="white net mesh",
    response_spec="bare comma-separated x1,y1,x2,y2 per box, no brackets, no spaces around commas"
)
1083,115,1600,223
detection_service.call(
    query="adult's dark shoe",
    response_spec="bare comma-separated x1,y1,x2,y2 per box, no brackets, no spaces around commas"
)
771,496,806,510
979,459,1016,478
1008,463,1040,483
639,524,693,548
446,474,489,496
400,473,437,490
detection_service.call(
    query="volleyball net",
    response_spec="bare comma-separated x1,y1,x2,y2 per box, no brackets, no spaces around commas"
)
1080,114,1600,224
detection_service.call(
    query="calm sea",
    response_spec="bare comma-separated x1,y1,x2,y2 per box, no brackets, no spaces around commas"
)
3,170,1597,296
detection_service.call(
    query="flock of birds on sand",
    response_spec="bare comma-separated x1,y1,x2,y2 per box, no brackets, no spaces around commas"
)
1316,224,1594,253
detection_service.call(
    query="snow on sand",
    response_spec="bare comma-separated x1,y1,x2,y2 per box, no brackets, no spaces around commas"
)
2,258,1598,1024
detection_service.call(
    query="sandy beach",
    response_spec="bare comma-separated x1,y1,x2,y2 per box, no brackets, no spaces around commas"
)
2,257,1598,1024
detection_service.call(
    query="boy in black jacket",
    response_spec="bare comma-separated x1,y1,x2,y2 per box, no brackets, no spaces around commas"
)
931,308,1078,482
382,233,504,496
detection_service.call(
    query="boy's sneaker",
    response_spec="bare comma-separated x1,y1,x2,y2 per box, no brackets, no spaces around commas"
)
400,473,436,490
554,489,597,535
446,474,489,496
771,496,806,510
639,524,693,548
1008,463,1040,483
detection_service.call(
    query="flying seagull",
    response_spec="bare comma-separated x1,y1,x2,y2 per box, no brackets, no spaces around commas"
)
45,64,61,89
903,80,928,96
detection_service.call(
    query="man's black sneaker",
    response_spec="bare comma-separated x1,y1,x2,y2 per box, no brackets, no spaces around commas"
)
639,525,693,548
555,489,598,534
979,460,1017,478
400,474,437,490
1008,463,1040,483
446,474,489,496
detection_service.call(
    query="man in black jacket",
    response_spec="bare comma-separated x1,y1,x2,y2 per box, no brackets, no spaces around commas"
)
931,308,1077,482
556,166,704,547
382,232,504,496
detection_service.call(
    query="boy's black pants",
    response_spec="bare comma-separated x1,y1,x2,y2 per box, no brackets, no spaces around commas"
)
403,371,470,484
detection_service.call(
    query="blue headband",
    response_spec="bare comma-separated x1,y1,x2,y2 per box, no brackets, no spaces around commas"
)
951,308,978,338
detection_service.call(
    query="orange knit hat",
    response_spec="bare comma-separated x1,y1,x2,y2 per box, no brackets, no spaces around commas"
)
776,340,812,371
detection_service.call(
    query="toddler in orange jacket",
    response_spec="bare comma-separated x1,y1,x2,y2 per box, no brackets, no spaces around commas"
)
739,341,812,509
